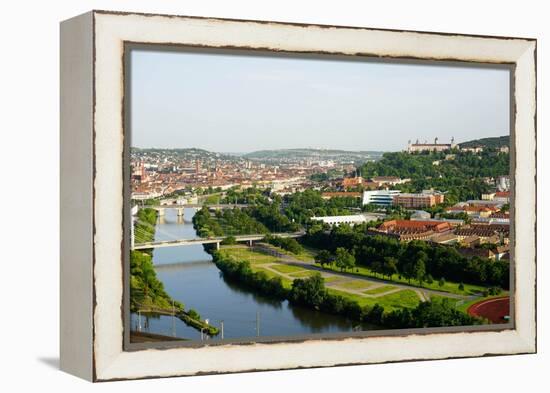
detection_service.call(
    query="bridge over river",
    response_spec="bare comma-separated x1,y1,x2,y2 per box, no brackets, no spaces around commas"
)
133,231,305,250
137,203,250,217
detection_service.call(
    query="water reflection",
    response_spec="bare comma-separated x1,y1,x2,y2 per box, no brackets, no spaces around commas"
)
137,208,379,340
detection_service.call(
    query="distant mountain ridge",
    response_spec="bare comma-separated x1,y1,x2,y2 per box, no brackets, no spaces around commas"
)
132,147,385,162
459,135,509,149
243,148,384,161
132,147,235,160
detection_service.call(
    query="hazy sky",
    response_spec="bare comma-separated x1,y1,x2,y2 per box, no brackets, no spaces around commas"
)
130,49,510,152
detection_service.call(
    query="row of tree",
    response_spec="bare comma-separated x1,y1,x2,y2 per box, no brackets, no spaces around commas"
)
192,206,269,237
305,224,509,289
263,234,304,255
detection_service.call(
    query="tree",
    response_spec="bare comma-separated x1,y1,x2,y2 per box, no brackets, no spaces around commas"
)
402,262,415,284
371,261,383,278
187,309,201,320
438,277,446,287
411,298,480,327
458,282,465,291
383,257,399,280
414,259,426,285
335,247,355,272
315,250,333,267
290,274,327,309
413,251,428,285
221,235,237,245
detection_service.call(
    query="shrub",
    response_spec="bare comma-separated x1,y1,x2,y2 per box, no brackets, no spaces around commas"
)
221,235,237,245
188,309,201,320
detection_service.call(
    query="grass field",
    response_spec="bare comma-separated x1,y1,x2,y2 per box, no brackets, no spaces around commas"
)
219,245,458,313
270,264,306,274
335,280,373,291
252,266,294,289
220,246,280,265
363,285,397,295
328,288,421,311
290,271,318,278
263,244,317,263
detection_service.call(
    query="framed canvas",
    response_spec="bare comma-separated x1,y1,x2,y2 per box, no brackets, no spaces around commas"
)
60,10,537,382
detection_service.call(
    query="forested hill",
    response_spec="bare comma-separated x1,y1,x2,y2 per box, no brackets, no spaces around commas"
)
360,149,509,204
459,135,509,149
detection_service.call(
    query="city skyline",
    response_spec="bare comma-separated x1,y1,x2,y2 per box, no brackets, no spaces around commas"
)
130,49,510,152
130,136,504,154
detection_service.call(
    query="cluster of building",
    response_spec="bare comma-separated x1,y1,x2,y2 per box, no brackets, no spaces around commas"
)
318,186,447,209
362,189,445,208
366,217,509,259
131,149,354,200
406,137,509,154
316,152,511,260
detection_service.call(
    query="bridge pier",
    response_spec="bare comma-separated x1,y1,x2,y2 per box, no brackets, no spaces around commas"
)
248,240,253,247
176,207,184,217
216,242,220,250
155,207,165,216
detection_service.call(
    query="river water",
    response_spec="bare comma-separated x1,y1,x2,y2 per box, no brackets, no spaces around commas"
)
131,208,376,341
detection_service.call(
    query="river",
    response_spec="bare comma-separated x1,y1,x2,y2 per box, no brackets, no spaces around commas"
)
131,208,377,341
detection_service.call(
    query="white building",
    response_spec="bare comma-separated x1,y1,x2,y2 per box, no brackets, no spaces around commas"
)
407,137,458,153
497,175,510,192
311,213,384,226
362,190,401,206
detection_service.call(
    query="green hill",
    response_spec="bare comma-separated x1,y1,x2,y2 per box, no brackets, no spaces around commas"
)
243,148,383,162
459,135,509,149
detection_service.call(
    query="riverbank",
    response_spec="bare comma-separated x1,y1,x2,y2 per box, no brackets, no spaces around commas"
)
131,208,218,338
137,306,219,336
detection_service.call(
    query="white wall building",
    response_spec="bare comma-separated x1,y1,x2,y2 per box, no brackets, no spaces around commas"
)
362,190,401,206
311,213,383,226
497,175,511,191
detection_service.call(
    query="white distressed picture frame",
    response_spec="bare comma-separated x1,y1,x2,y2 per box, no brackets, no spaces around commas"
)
60,10,536,382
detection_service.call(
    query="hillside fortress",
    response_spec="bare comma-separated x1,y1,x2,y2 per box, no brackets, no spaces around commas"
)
407,137,458,153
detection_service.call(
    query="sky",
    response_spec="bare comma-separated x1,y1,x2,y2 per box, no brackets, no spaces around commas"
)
130,48,510,152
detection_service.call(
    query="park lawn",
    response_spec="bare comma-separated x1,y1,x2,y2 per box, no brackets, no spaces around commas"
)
378,290,421,309
220,247,280,265
270,263,306,274
294,246,317,262
265,244,316,263
317,263,487,296
251,266,294,289
363,285,397,295
203,195,221,204
335,280,372,291
290,271,318,278
327,288,420,311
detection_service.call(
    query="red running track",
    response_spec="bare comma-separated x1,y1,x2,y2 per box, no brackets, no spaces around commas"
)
467,296,510,324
